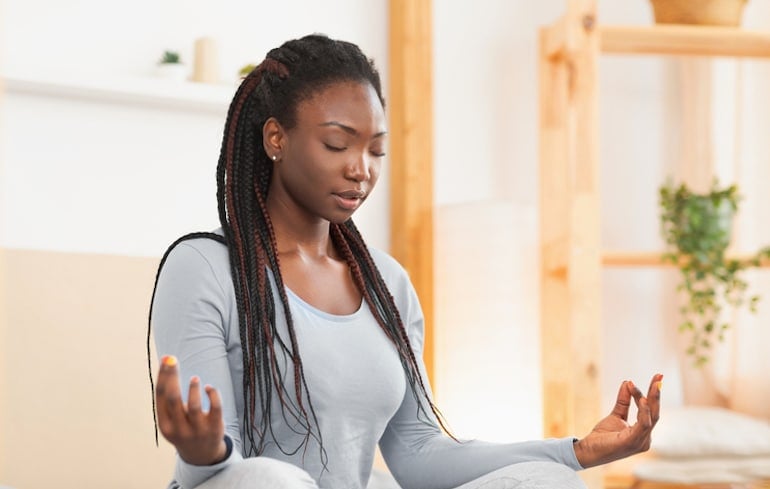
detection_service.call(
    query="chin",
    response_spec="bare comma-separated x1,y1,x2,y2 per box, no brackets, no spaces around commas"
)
326,209,357,225
328,215,355,225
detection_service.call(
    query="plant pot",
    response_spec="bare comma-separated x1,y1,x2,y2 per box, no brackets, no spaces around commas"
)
676,195,734,255
650,0,748,26
155,63,189,82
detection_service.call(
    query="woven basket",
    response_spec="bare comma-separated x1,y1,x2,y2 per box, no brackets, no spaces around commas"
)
650,0,748,26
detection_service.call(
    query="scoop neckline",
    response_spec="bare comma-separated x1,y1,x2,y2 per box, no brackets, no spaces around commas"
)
284,286,366,322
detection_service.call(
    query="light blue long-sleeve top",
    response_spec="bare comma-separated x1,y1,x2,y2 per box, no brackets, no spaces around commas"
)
151,234,582,489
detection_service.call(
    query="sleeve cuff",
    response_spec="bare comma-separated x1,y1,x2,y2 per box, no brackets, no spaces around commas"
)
564,436,584,471
173,435,242,489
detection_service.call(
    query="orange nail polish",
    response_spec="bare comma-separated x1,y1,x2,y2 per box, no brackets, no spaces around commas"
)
163,355,178,367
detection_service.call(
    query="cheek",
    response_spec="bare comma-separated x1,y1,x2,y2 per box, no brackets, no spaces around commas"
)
368,160,383,187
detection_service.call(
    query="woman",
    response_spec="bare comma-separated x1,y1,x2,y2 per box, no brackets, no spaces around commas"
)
149,34,662,489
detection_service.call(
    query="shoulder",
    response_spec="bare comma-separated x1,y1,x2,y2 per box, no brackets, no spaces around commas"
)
164,229,228,266
157,229,232,296
368,247,408,280
367,247,423,339
368,247,413,298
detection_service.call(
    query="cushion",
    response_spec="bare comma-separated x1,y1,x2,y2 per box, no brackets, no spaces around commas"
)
633,455,770,484
651,406,770,457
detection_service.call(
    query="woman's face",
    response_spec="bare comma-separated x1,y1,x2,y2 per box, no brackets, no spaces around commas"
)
266,80,387,225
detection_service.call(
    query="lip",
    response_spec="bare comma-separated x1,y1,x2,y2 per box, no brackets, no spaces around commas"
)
336,189,366,199
333,190,366,211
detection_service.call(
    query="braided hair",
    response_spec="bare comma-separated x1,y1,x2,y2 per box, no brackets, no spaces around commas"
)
150,34,451,462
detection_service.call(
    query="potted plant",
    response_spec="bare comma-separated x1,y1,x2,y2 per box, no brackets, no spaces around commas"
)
659,180,770,366
156,50,188,81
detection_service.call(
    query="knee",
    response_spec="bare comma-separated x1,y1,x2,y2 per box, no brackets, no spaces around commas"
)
217,457,319,489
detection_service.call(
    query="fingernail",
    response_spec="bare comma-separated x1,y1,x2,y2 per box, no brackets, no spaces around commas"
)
162,355,178,367
657,381,663,391
191,375,200,384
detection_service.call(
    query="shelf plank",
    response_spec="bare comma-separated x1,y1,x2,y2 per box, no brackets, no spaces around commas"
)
547,250,770,273
3,72,237,113
600,25,770,58
603,251,770,268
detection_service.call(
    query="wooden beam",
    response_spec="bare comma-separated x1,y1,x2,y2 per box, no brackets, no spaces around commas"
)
542,237,569,277
388,0,435,379
564,0,603,441
539,23,572,439
542,15,568,60
603,251,770,267
541,2,603,487
601,25,770,58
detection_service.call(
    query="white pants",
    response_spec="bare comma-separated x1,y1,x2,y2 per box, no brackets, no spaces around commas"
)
194,458,587,489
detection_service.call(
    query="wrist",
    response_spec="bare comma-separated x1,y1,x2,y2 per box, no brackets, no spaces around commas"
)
217,435,233,463
572,437,590,468
208,437,230,465
178,437,230,466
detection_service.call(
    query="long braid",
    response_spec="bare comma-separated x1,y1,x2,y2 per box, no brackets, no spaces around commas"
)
217,54,328,459
219,72,264,450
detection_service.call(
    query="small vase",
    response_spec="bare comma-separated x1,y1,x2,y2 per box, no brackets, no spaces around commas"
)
155,63,189,82
650,0,749,26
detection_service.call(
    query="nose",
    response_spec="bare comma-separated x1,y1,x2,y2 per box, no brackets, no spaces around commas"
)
346,152,372,182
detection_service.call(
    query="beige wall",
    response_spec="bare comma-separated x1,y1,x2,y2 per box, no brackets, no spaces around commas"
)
1,248,8,481
0,248,176,488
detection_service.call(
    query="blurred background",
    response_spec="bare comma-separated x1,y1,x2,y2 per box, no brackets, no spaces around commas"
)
2,1,770,487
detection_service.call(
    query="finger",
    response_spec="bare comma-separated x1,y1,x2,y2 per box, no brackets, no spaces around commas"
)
628,380,644,406
157,356,183,410
634,390,653,431
610,380,633,421
156,355,186,432
187,376,202,419
646,373,663,425
205,385,225,433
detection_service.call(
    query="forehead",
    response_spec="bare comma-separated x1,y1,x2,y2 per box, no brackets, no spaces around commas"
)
294,81,386,131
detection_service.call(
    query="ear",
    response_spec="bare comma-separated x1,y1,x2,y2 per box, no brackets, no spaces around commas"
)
262,117,285,161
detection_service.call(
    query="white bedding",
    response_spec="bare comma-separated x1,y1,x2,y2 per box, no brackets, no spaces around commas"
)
634,406,770,483
633,455,770,484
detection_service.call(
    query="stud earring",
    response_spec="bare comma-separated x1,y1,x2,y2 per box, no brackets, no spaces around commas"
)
271,155,277,161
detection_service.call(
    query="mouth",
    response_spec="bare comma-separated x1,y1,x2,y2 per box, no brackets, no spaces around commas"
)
333,190,366,210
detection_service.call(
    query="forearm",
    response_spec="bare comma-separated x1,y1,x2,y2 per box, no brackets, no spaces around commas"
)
381,435,582,489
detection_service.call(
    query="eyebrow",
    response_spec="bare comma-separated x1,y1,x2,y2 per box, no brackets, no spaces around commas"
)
319,121,387,138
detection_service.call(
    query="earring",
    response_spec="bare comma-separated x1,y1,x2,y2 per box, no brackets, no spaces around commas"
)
271,155,278,161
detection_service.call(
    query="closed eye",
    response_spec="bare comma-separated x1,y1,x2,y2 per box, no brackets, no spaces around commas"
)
324,143,347,152
371,151,386,157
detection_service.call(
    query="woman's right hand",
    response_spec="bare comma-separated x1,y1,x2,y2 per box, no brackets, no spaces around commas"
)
156,355,228,466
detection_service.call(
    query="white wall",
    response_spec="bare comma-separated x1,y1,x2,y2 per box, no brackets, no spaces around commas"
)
1,0,389,256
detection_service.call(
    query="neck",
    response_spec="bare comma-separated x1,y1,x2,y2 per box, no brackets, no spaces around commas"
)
266,193,335,259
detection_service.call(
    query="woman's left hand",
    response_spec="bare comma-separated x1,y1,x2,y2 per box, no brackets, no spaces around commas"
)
573,373,663,468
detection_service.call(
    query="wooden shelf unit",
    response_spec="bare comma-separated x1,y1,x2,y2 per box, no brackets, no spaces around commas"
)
538,2,770,487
